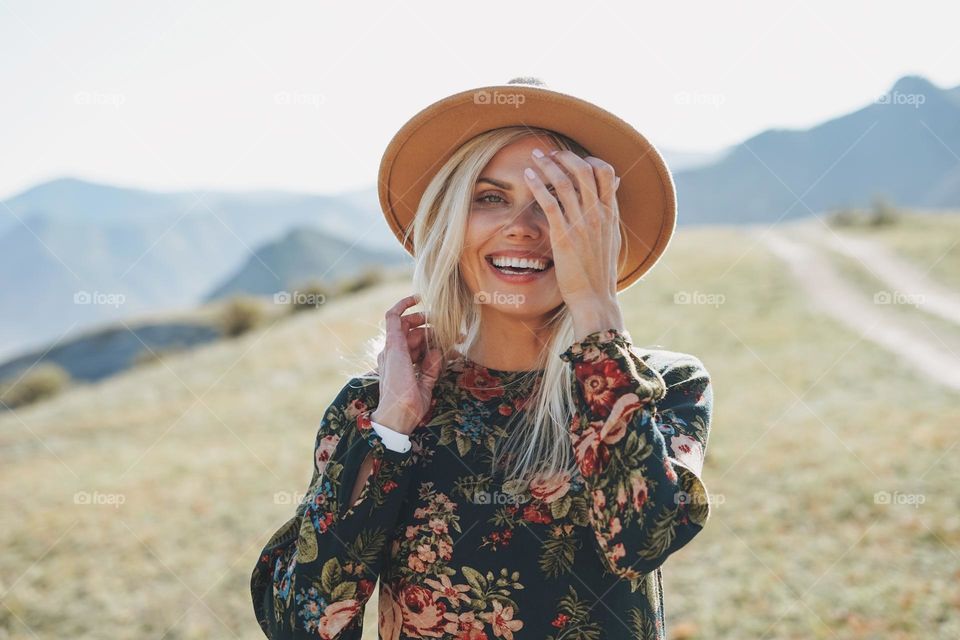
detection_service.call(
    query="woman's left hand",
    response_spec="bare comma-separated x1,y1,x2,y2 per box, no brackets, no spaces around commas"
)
523,148,625,332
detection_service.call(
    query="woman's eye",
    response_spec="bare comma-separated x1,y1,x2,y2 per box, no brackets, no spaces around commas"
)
475,193,506,205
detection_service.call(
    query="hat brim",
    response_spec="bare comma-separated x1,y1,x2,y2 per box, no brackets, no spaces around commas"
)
377,83,676,292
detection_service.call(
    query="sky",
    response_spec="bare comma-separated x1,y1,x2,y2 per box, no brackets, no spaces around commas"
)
1,0,957,200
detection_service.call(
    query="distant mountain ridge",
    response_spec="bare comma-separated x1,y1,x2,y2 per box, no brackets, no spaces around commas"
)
672,75,960,224
204,226,411,301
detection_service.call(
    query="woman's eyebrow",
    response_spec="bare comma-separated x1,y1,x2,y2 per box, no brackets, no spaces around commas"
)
477,176,556,191
477,177,512,190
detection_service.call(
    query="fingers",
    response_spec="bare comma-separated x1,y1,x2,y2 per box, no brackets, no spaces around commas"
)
384,294,421,366
548,150,604,224
582,156,618,211
530,149,583,228
523,165,568,238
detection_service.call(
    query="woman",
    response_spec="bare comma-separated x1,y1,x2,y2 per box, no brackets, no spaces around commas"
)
251,78,713,639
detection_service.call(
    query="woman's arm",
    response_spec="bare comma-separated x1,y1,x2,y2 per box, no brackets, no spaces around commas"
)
250,377,417,639
560,328,713,582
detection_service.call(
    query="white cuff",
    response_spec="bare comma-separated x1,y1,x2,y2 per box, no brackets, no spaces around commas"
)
371,419,412,453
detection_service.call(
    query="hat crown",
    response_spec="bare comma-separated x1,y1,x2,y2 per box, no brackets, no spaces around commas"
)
505,76,549,89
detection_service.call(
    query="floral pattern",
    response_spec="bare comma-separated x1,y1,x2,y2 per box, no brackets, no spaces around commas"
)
251,328,713,639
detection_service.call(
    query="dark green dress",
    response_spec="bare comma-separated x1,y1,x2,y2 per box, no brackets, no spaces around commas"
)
251,328,713,639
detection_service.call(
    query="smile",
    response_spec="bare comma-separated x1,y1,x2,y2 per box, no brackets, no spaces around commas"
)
484,255,555,283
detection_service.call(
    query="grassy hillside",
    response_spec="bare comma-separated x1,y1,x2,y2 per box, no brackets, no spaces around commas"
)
1,221,958,639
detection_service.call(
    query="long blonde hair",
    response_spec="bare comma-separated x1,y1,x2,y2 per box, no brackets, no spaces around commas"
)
352,126,629,486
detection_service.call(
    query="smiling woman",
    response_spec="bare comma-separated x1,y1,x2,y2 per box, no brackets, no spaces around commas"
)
251,77,713,640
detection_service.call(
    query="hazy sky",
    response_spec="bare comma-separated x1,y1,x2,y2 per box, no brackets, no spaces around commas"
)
1,0,957,199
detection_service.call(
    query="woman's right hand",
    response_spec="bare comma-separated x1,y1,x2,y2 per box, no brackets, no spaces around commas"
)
369,294,444,435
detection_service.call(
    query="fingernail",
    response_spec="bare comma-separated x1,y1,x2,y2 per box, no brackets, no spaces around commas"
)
531,148,544,158
524,167,536,180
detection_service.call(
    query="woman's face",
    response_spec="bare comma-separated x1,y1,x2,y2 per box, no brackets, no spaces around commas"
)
459,135,565,319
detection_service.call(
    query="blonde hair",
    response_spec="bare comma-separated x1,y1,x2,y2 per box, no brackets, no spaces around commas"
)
352,125,629,486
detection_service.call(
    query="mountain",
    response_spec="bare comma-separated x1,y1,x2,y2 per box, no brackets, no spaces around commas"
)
203,226,411,301
673,74,960,224
0,315,221,385
0,179,399,361
661,147,729,172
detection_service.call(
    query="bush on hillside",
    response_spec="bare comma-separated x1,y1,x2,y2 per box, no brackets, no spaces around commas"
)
0,363,72,409
335,266,388,296
218,295,267,337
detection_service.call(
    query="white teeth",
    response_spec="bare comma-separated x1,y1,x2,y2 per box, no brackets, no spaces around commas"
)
490,256,550,271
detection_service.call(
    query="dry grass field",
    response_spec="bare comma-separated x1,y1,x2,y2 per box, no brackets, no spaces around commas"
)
2,214,958,639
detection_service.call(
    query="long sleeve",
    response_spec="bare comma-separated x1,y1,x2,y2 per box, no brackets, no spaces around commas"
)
250,376,418,639
560,328,713,584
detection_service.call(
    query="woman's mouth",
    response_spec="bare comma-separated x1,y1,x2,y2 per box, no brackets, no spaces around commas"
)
484,255,554,283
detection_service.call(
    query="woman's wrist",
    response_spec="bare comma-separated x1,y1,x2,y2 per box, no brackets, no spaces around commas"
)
368,410,413,453
569,299,625,342
369,409,415,436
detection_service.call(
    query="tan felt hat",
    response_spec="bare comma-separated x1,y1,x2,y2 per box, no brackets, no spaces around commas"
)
377,76,677,292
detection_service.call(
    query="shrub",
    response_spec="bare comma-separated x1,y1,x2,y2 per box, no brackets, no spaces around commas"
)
0,363,72,409
336,266,387,296
869,195,900,227
218,295,267,337
287,280,331,313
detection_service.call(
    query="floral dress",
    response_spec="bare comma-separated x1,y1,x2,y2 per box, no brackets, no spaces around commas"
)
250,328,713,639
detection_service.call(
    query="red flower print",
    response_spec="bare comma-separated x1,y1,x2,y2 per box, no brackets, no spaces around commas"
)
345,397,368,420
528,471,572,504
358,578,375,600
551,613,570,628
400,583,448,638
522,502,552,525
315,434,339,476
478,599,523,640
574,358,631,417
316,599,360,639
459,366,507,402
424,574,472,607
